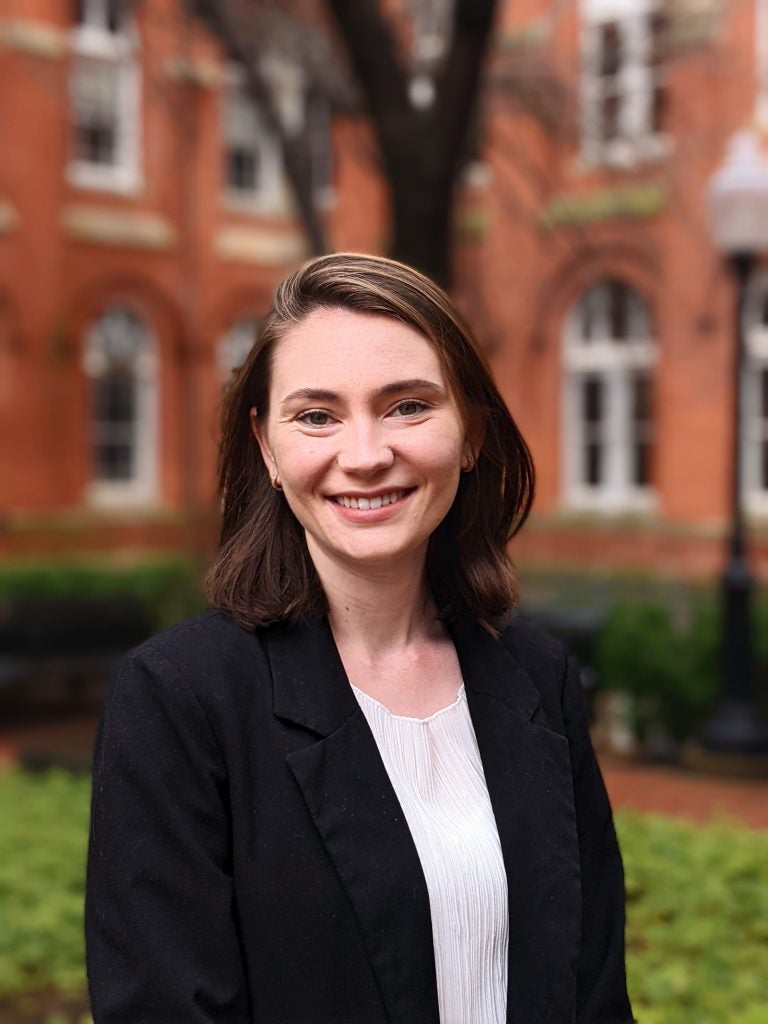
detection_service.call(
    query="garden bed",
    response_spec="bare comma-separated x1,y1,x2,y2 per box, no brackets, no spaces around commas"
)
2,768,767,1023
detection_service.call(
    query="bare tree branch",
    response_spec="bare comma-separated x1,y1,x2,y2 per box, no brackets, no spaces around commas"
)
188,0,330,255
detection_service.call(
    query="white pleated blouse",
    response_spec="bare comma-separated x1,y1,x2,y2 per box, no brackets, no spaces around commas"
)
351,683,508,1024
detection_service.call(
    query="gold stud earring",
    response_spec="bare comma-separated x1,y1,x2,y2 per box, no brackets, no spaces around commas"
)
462,452,475,472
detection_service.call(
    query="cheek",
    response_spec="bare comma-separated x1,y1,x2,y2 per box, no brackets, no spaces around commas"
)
276,439,332,491
417,430,466,477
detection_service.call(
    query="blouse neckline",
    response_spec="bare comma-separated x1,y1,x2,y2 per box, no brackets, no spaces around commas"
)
350,683,466,724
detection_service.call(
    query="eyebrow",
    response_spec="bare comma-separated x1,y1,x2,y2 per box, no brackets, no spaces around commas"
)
279,379,445,407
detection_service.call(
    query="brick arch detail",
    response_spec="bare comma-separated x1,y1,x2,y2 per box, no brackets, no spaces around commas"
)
61,273,183,368
529,241,661,353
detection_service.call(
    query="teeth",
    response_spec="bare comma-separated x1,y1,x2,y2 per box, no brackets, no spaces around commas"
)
335,490,405,509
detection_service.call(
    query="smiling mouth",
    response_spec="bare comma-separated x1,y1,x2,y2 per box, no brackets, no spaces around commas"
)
332,489,411,510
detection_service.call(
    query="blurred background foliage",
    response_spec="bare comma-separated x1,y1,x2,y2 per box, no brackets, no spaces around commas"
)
3,556,768,747
0,558,205,632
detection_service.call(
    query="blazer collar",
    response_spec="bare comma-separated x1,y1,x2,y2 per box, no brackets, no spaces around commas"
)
266,616,359,735
264,614,580,1024
265,613,544,735
265,616,440,1023
446,614,542,721
449,615,581,1022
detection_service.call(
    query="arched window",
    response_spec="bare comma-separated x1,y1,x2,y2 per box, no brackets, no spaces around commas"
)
218,318,259,382
744,273,768,512
563,280,657,510
83,307,157,504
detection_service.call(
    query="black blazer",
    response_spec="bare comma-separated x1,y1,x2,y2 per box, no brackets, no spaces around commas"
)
85,610,634,1024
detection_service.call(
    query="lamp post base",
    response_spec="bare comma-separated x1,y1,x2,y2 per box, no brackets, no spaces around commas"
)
684,700,768,777
683,744,768,779
700,699,768,752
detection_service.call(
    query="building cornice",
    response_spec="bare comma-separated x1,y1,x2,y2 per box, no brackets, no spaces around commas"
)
540,182,667,230
0,200,19,234
214,225,306,265
0,19,67,59
162,56,222,89
61,205,176,250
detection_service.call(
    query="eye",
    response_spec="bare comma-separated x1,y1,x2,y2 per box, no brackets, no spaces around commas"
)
392,399,429,417
296,409,334,427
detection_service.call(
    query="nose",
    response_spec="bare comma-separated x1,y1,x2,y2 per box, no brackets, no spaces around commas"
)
335,419,395,476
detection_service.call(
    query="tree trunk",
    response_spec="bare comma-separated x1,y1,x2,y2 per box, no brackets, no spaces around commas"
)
327,0,497,286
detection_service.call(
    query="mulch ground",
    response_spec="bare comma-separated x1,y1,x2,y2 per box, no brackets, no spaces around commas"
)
2,715,768,831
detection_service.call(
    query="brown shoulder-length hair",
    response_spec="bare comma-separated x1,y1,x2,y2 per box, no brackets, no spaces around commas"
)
205,252,535,632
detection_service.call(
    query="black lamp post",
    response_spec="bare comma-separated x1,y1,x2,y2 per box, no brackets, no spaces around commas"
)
699,130,768,762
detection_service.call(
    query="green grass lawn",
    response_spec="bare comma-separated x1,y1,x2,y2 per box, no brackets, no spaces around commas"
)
1,768,767,1022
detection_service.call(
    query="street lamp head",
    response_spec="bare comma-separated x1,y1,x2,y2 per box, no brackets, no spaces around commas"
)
708,130,768,256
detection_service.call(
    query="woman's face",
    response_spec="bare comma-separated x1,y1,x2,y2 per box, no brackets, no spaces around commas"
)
252,307,471,579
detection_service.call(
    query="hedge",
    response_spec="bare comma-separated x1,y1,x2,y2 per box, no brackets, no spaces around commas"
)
595,598,768,743
2,769,767,1022
0,557,206,632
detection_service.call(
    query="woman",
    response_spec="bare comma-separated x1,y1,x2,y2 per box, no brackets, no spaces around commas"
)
86,253,633,1024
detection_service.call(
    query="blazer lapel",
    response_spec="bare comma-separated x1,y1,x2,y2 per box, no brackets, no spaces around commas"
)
265,618,440,1024
449,617,581,1024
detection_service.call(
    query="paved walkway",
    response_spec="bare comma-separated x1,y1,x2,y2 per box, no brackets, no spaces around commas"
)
601,751,768,830
2,716,768,830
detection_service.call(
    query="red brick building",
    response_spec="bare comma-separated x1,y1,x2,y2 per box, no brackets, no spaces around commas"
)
2,0,768,581
0,0,354,558
485,0,768,578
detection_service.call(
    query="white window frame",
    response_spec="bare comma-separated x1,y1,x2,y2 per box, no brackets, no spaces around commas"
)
221,62,292,215
217,318,259,382
580,0,669,168
743,271,768,515
68,0,141,193
82,307,158,507
221,58,334,214
562,281,658,513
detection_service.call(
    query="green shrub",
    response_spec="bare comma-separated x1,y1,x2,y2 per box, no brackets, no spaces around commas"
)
618,812,768,1023
0,770,90,996
595,594,768,742
595,603,718,741
3,769,768,1024
0,557,206,631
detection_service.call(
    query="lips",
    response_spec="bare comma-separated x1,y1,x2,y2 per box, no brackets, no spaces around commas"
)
332,489,410,510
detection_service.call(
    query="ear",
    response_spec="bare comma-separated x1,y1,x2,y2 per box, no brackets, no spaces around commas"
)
250,407,276,476
463,407,487,464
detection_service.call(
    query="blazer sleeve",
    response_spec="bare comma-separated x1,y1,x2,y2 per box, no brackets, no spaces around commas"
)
561,653,635,1024
85,644,251,1023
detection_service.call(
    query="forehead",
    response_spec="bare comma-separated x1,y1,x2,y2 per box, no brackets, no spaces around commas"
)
269,308,447,394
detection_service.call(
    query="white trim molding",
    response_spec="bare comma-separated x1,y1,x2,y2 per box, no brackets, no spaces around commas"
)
0,200,19,234
0,18,67,58
61,205,175,250
214,226,306,265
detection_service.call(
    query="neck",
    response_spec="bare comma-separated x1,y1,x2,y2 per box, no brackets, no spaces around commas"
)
309,544,442,658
